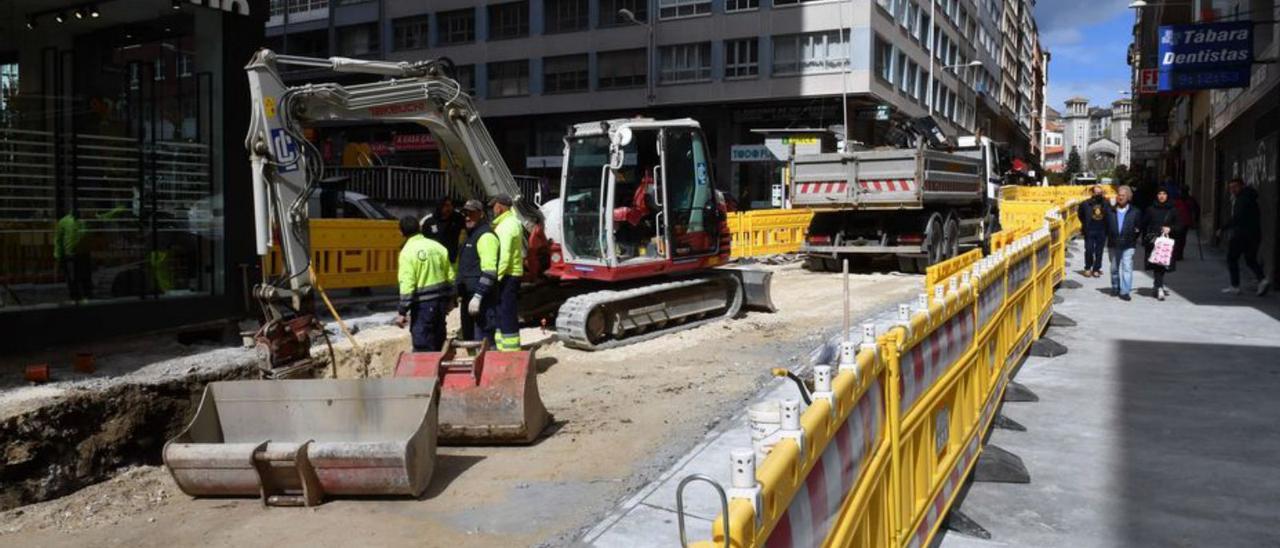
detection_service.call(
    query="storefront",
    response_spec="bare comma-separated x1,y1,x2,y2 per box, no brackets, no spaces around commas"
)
0,0,266,350
1213,90,1279,283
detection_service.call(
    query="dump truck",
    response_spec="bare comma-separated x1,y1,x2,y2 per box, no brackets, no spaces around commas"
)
795,123,1005,273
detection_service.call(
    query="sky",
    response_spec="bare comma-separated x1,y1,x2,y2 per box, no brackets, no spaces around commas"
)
1034,0,1136,112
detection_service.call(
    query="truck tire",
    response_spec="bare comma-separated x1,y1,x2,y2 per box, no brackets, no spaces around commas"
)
924,214,945,268
943,215,960,259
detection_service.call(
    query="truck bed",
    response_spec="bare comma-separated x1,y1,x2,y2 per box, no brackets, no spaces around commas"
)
791,147,983,209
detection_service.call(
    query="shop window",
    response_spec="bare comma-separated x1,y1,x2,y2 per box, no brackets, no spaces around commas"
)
488,60,529,97
659,43,711,84
544,54,588,93
392,15,429,51
772,31,850,76
725,38,758,79
439,9,475,45
600,0,647,27
336,23,380,56
725,0,758,11
597,48,647,89
659,0,710,20
489,1,529,40
545,0,588,33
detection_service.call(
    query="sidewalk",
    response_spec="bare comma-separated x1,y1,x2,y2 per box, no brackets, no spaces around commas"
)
941,238,1280,547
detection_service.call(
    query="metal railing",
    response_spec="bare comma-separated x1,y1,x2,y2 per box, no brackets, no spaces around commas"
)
324,165,545,205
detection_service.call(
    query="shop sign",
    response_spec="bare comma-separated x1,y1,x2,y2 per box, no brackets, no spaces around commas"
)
1139,69,1158,94
393,134,437,151
368,142,392,155
1158,21,1253,91
186,0,250,16
730,145,776,163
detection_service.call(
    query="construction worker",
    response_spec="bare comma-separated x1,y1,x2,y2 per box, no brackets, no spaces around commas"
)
394,216,455,351
490,194,524,351
456,199,499,344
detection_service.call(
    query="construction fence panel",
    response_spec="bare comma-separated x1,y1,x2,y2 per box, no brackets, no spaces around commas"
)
268,219,403,290
924,249,983,301
727,210,814,259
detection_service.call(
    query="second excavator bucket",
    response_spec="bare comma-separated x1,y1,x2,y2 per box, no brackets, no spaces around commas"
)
163,378,440,507
718,265,777,313
395,340,551,445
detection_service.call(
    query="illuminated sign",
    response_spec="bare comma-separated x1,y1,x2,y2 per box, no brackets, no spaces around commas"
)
1157,21,1253,91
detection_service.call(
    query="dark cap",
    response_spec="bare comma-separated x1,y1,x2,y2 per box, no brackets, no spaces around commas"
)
489,193,514,207
461,199,485,213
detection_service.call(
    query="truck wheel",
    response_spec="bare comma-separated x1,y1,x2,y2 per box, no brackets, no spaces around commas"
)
943,216,960,259
924,214,945,267
822,257,842,272
804,255,826,272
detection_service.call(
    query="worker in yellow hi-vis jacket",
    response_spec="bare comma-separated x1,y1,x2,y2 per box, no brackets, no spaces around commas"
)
490,194,524,351
394,216,455,351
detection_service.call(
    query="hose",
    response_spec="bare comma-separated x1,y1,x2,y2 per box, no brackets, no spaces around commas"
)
771,368,813,406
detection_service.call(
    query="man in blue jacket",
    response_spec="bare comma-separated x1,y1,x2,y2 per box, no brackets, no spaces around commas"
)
1077,185,1110,277
1106,185,1143,301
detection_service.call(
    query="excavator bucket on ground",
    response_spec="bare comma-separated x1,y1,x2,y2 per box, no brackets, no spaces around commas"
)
718,265,777,313
164,378,440,507
394,340,551,445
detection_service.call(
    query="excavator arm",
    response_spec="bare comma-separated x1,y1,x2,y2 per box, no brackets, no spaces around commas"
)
243,49,541,375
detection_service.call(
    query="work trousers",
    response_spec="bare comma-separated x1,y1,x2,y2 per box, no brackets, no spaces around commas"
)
61,254,93,301
459,287,497,345
1109,246,1135,297
1227,235,1265,288
409,298,448,352
1084,232,1106,272
495,276,521,351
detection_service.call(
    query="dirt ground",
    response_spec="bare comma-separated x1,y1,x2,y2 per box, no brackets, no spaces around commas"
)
0,264,921,547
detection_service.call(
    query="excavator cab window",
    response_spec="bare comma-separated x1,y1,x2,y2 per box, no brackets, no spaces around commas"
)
660,128,718,257
562,135,611,262
609,129,663,262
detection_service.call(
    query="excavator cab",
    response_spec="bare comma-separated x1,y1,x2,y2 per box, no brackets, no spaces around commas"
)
557,119,722,274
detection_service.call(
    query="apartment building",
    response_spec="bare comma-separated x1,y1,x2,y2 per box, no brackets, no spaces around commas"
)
266,0,1041,204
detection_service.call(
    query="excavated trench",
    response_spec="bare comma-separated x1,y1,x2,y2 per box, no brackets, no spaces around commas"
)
0,323,413,512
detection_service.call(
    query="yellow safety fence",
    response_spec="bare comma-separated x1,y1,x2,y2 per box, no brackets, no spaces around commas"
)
267,219,403,290
727,210,815,259
693,208,1067,548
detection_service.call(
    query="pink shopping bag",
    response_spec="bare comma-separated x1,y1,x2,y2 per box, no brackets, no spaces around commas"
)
1149,236,1174,266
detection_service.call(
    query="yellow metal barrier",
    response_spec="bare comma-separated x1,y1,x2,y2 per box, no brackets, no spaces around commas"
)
696,213,1069,548
727,209,815,259
924,249,982,302
268,219,404,290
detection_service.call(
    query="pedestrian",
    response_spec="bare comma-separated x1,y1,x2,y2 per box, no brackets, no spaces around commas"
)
1106,185,1143,301
1172,184,1200,261
423,196,466,264
1218,178,1270,296
1142,188,1181,301
456,199,499,345
1077,185,1109,277
53,207,93,302
490,194,525,352
395,216,455,352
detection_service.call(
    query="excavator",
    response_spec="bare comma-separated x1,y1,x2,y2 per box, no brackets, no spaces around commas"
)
162,50,772,506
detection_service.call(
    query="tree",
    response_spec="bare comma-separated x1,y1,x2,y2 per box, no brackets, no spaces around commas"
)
1065,149,1083,176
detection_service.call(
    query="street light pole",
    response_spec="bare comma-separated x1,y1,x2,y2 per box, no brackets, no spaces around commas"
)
619,8,655,105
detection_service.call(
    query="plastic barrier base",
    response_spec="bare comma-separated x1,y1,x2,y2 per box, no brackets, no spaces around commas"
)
946,509,992,540
1053,294,1065,305
1050,313,1078,327
1003,381,1040,402
993,414,1027,432
974,444,1031,484
1060,279,1083,289
1030,337,1069,357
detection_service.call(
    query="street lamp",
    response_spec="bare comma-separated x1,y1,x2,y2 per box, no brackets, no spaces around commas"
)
618,8,656,106
941,60,983,71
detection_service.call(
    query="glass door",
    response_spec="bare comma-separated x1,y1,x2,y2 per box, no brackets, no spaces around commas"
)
660,127,718,257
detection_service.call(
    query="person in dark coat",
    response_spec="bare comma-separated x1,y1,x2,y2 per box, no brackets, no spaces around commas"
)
1106,185,1143,301
1218,178,1269,296
1172,185,1200,261
422,197,466,264
1077,185,1110,277
1142,188,1181,301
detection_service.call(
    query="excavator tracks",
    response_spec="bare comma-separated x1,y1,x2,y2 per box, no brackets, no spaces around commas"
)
555,274,745,351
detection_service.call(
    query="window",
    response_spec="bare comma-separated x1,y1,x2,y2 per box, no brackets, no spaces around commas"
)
336,23,380,55
489,1,529,40
392,15,429,51
438,9,475,45
896,52,908,93
659,42,711,84
659,0,710,19
904,60,917,98
453,65,476,95
915,65,927,102
545,0,588,33
918,11,931,46
544,54,588,93
771,31,849,76
598,48,647,88
178,54,193,77
875,35,894,84
725,0,758,11
488,60,529,97
153,58,165,81
725,38,758,78
600,0,647,27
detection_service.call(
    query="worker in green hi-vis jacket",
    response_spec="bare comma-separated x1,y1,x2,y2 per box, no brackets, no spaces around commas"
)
490,194,524,352
53,209,93,302
394,216,455,352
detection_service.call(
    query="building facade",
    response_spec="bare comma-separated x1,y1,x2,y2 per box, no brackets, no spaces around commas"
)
1043,105,1064,172
0,0,268,350
1061,96,1130,173
266,0,1042,205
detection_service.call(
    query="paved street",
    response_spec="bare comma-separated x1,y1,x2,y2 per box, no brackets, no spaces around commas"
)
941,238,1280,547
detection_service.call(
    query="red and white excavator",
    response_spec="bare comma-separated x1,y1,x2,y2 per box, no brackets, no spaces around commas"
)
162,51,773,506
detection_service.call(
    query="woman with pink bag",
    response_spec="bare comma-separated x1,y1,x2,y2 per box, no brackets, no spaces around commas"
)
1143,188,1182,301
